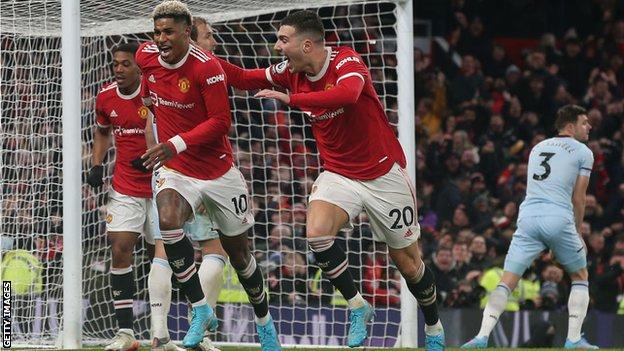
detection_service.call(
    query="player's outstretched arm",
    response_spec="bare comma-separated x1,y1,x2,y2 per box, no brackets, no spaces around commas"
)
254,75,364,109
216,57,274,90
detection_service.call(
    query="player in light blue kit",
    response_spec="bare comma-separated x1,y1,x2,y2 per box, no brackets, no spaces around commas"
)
462,105,598,349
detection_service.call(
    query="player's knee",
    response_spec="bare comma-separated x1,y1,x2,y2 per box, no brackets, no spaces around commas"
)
398,259,425,283
110,240,133,266
158,211,184,231
569,267,588,281
229,252,251,271
306,222,335,238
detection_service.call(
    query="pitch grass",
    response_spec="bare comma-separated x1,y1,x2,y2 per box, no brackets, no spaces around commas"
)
50,348,624,351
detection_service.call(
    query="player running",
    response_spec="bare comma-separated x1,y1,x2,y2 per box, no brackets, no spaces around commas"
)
215,10,445,350
88,42,182,351
461,105,598,349
136,2,280,350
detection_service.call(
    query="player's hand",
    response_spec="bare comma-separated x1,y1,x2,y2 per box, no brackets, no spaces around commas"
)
86,165,104,188
142,142,175,170
254,89,291,104
130,157,150,173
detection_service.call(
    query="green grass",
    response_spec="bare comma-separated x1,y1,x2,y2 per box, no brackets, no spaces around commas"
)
49,348,624,351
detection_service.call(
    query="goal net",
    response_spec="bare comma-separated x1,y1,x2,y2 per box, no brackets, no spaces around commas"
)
1,0,412,347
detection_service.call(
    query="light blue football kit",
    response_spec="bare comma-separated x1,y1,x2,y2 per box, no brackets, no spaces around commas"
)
504,136,594,275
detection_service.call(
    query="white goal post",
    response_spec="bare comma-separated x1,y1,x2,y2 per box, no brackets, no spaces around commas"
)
1,0,416,348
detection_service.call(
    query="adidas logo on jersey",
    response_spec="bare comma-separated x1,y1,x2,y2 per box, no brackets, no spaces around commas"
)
148,74,156,83
110,110,118,118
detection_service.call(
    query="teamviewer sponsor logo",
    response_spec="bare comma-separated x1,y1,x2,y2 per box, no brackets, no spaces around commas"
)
206,74,225,85
2,281,11,348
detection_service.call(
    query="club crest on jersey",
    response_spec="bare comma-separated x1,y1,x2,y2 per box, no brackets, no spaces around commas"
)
324,83,334,91
156,177,165,188
178,77,190,93
137,106,149,119
106,214,113,223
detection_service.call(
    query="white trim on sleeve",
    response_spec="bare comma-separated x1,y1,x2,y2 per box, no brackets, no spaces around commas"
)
168,135,187,154
336,72,365,84
265,67,275,85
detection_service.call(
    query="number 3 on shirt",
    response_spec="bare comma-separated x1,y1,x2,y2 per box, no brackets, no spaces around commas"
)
533,152,556,181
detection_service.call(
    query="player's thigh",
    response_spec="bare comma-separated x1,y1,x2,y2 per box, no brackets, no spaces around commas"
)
542,216,587,274
183,212,220,242
360,164,419,249
201,167,254,237
307,170,362,237
106,189,147,235
388,241,423,280
154,168,199,226
503,218,546,276
197,237,228,258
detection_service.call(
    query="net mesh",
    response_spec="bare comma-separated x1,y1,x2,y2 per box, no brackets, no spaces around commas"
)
1,0,404,347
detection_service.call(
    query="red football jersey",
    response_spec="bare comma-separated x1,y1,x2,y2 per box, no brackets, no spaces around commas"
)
220,46,406,180
135,42,233,180
95,82,152,198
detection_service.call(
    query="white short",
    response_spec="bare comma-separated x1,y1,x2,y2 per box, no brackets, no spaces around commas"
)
150,198,220,242
309,163,420,249
153,166,254,237
106,189,157,244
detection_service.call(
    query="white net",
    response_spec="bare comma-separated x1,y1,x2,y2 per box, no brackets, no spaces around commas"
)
1,0,406,347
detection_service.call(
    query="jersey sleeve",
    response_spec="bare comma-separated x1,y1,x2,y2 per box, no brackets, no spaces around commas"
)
289,48,368,109
333,48,369,86
94,92,110,128
265,60,291,89
170,59,231,152
135,42,156,71
578,146,594,176
216,57,273,90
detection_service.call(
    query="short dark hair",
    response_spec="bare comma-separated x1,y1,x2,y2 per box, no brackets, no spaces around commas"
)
280,10,324,42
555,104,587,131
112,42,139,56
191,17,208,41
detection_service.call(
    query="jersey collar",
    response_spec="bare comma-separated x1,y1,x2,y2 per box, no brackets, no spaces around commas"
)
158,45,191,70
116,83,141,100
306,47,332,82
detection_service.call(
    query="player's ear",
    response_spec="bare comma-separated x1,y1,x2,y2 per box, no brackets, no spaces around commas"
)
302,39,312,54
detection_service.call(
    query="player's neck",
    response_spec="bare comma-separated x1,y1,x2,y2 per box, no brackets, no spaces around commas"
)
118,79,140,96
304,47,328,76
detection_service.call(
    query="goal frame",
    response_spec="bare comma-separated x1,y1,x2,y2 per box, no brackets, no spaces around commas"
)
59,0,416,348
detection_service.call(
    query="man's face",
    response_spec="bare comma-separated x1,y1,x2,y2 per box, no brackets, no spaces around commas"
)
573,114,592,142
154,18,190,64
112,51,140,90
274,25,305,73
195,23,217,52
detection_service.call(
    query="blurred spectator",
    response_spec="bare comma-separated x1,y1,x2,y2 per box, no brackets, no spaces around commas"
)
592,249,624,312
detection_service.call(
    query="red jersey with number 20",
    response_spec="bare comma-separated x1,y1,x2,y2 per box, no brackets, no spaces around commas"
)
95,82,152,198
265,46,406,180
135,42,233,180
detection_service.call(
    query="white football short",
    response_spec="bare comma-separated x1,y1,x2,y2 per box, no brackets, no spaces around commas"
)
106,188,157,244
153,166,254,237
309,163,420,249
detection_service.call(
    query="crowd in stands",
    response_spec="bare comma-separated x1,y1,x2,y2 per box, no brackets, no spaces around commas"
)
2,1,623,315
414,0,624,312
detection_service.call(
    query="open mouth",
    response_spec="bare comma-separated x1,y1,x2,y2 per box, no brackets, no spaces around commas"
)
158,46,172,59
115,76,126,84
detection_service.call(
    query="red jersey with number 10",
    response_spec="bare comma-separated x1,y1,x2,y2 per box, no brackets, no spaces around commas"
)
135,42,233,180
95,82,152,198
